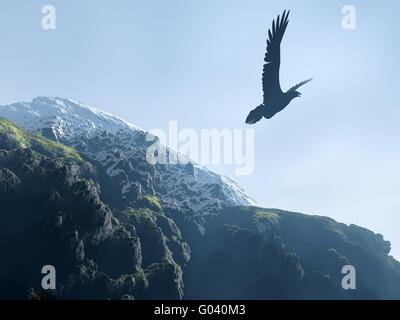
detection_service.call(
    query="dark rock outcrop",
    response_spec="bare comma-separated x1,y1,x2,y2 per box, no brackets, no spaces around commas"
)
1,118,400,300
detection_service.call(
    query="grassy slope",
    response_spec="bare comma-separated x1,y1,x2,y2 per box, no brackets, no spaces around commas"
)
0,117,81,160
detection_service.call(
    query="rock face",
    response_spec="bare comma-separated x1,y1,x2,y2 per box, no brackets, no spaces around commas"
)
185,207,400,299
1,105,400,300
0,119,186,299
0,97,254,221
0,168,21,194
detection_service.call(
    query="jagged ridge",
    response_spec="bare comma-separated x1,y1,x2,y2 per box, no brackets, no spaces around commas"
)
1,118,400,299
0,97,255,222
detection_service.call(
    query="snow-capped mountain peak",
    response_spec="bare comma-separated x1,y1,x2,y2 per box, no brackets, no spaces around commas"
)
1,97,141,141
0,97,255,218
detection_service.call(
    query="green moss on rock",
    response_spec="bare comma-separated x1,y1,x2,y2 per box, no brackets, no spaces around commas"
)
0,117,81,160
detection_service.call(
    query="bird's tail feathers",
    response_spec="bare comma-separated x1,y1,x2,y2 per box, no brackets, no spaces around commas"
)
246,105,265,124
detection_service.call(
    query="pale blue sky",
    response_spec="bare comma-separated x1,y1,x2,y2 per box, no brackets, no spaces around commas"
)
0,0,399,258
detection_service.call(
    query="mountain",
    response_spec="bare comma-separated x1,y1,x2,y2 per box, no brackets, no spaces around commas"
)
1,98,400,300
0,97,254,226
186,207,400,299
0,117,189,299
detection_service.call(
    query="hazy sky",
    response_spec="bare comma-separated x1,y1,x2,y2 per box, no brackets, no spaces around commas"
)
0,0,399,258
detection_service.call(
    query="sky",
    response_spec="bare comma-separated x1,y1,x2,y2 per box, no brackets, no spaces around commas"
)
0,0,399,258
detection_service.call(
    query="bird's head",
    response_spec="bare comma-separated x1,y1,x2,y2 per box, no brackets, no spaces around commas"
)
287,90,301,102
293,91,301,98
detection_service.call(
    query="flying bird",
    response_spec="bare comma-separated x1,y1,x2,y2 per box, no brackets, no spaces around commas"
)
246,10,313,124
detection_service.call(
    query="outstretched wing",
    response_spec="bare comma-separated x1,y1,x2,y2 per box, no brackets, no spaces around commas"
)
288,78,314,92
262,10,290,104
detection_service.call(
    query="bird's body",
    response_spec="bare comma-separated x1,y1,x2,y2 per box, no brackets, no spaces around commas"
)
246,10,313,124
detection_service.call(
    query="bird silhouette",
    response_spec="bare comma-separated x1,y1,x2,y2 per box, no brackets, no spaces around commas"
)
246,10,313,124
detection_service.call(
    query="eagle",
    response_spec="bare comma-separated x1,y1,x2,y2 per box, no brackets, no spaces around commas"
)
246,10,313,124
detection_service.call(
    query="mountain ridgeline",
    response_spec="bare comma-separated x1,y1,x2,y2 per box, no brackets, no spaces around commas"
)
0,98,399,299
